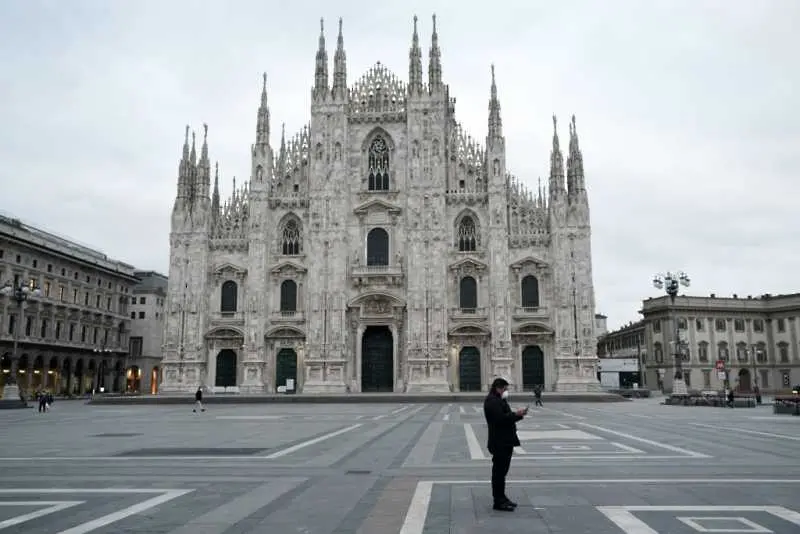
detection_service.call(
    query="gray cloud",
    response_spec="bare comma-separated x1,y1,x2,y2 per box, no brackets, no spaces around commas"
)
0,0,797,329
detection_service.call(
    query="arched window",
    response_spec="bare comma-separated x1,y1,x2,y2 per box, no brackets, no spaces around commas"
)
459,276,477,310
457,216,477,252
280,280,297,312
367,137,390,191
366,228,389,266
281,219,301,256
521,275,540,308
220,280,238,313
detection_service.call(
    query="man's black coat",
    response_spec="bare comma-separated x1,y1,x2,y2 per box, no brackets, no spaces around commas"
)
483,391,523,454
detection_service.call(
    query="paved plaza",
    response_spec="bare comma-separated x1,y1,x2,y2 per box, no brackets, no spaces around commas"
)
1,398,799,533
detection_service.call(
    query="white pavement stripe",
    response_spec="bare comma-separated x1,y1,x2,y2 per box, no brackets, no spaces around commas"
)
428,479,800,484
597,507,660,534
57,490,192,534
215,415,284,420
165,479,306,534
403,422,445,467
261,424,362,459
472,406,482,414
690,423,800,441
399,481,433,534
0,502,84,530
611,442,645,453
459,406,465,414
538,407,585,419
373,405,412,420
579,422,711,458
442,413,450,421
464,424,485,460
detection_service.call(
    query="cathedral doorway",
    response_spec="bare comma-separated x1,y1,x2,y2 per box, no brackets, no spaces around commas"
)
275,349,298,392
737,368,752,392
521,345,545,391
215,349,237,387
458,347,482,392
361,326,393,392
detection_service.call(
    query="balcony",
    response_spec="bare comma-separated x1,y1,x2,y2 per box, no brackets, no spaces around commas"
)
269,310,305,324
349,263,404,287
449,307,489,320
512,306,549,320
210,311,245,326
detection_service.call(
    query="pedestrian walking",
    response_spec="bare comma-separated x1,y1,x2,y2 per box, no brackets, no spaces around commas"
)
483,377,528,511
534,385,543,407
193,386,205,412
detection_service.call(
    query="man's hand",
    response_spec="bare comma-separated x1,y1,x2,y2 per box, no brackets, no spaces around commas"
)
516,407,527,416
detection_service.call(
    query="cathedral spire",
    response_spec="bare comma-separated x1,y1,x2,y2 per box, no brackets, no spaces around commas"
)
408,15,423,95
332,18,347,100
567,115,586,194
255,73,270,146
196,123,211,201
278,123,287,175
549,114,566,196
428,14,442,92
175,125,191,205
211,161,220,217
313,18,329,101
566,114,585,196
487,64,503,142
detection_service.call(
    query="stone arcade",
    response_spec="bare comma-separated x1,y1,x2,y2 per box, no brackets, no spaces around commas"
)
160,16,600,394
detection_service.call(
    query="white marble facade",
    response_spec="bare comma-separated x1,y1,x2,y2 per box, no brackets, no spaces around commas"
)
160,17,600,394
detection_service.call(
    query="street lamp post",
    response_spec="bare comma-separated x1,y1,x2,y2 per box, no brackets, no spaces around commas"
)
1,281,42,397
652,272,691,382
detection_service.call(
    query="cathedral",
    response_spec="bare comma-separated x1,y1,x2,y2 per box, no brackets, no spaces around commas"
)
160,16,600,394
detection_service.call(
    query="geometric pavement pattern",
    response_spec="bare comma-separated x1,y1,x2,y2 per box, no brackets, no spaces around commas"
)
1,398,799,533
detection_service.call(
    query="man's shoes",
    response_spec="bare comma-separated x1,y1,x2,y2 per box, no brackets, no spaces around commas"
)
504,498,518,508
493,502,515,512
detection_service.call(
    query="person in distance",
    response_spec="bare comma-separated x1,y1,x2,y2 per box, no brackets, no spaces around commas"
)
483,377,528,511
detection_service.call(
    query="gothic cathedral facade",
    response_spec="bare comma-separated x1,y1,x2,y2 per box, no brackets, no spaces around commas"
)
160,17,600,394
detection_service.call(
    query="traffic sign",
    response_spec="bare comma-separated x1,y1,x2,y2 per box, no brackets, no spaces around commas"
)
715,359,725,370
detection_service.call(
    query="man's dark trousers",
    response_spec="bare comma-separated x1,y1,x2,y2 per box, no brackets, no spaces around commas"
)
491,447,514,504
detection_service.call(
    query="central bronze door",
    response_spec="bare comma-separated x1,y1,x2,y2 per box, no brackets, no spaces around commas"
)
458,346,482,391
275,348,298,391
361,326,393,392
521,345,545,391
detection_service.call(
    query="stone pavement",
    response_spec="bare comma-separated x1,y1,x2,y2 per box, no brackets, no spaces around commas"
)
1,397,799,533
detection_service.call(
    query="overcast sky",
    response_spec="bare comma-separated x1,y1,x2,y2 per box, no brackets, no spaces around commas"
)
0,0,797,330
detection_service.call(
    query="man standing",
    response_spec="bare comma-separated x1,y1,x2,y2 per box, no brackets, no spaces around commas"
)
483,377,528,511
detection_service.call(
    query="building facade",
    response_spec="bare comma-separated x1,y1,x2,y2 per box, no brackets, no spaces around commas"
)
128,270,168,394
616,293,800,393
0,213,138,397
597,320,646,388
161,17,600,394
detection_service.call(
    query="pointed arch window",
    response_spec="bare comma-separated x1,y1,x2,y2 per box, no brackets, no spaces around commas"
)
220,281,238,314
368,137,390,191
281,220,301,255
366,228,389,266
457,216,477,252
521,275,540,309
280,280,297,312
459,276,477,310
